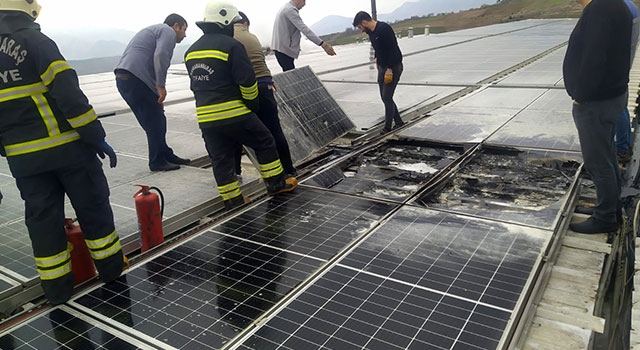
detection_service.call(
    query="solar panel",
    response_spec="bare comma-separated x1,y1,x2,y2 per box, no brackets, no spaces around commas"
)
0,273,20,300
238,206,550,349
71,232,324,349
418,147,581,229
486,109,579,151
209,188,395,260
71,189,395,349
304,141,467,202
0,180,23,227
273,67,355,164
0,221,37,281
0,306,149,349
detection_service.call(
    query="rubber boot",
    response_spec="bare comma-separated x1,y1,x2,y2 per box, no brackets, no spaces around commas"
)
94,250,125,284
41,273,75,305
225,195,246,211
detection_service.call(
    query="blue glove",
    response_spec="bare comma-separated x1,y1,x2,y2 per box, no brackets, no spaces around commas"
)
94,140,117,168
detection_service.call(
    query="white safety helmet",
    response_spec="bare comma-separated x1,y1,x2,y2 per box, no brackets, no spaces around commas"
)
199,0,241,27
0,0,41,19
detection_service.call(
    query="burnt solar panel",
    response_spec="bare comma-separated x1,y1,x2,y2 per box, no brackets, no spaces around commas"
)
304,141,466,202
419,147,581,230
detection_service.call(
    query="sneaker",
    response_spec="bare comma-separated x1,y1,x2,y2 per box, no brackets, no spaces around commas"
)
268,177,298,195
569,216,617,234
617,151,632,164
167,155,191,165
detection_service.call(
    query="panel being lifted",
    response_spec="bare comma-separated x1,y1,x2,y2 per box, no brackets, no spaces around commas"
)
273,67,355,164
417,146,581,230
304,140,469,202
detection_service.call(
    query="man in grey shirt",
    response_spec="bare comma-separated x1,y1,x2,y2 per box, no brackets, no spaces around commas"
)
115,14,190,171
272,0,335,71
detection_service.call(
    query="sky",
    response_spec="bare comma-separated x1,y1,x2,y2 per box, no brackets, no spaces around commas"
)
36,0,409,45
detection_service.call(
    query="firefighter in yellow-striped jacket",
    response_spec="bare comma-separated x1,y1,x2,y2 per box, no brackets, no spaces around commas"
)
186,0,298,210
0,0,126,304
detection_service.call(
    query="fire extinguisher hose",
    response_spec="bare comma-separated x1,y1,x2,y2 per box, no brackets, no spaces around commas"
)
149,186,165,218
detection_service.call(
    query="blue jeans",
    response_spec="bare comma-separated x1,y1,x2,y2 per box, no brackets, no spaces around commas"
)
115,70,175,169
615,106,631,154
572,93,626,224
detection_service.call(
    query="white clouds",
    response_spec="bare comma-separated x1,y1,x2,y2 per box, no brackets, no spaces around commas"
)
37,0,408,45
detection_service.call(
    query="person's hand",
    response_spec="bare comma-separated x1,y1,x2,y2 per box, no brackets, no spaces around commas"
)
321,42,336,56
94,141,117,168
384,69,393,84
157,86,167,106
573,100,580,105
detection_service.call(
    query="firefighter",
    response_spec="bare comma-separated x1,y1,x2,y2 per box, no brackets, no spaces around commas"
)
185,0,298,210
0,0,126,304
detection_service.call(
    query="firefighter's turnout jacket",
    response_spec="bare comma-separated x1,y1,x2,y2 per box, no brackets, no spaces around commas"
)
185,31,260,128
0,13,105,177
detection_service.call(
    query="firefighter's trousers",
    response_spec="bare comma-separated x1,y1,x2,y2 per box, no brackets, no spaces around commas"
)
15,157,124,305
201,113,286,208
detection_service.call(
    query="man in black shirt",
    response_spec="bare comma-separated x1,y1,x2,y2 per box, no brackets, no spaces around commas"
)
353,11,404,133
563,0,632,233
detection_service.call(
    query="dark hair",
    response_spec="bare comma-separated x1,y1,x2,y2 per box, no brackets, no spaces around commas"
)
164,13,187,27
352,11,372,27
238,11,250,26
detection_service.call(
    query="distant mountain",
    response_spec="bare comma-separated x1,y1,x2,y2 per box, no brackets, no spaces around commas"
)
47,28,136,60
311,0,495,35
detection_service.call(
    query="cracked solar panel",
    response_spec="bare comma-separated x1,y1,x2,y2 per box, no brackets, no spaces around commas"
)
418,147,581,230
238,206,550,350
304,141,467,202
0,306,149,349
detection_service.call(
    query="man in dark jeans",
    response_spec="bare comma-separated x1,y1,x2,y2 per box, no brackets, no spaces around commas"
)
115,14,190,172
563,0,631,234
353,11,404,134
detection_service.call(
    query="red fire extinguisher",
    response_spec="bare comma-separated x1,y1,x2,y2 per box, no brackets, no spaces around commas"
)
65,218,97,285
133,184,165,252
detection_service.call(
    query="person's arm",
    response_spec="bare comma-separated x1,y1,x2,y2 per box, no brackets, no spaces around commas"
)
154,28,176,104
231,44,259,113
284,7,323,45
34,35,116,166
